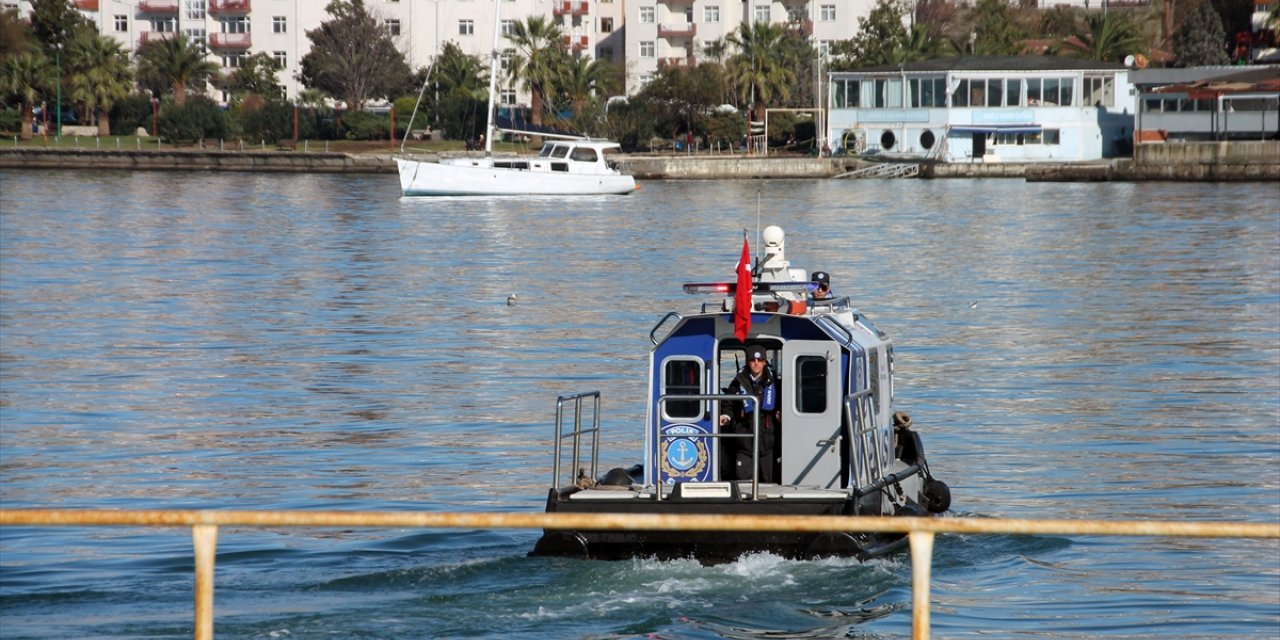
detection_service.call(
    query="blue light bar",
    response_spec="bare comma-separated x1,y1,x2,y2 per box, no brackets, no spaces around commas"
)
683,282,817,294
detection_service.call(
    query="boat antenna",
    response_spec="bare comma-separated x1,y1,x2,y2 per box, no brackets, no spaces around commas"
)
399,60,434,154
482,0,501,158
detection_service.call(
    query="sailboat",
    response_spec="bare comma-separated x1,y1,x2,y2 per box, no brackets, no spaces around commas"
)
395,3,636,197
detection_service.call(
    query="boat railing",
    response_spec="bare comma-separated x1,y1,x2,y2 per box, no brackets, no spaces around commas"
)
845,390,888,494
813,313,854,342
656,393,761,501
552,391,602,492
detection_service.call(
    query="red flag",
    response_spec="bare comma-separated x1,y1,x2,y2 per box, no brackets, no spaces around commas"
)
734,235,752,342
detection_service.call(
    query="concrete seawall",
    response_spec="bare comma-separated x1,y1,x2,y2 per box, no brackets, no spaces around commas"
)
2,142,1275,181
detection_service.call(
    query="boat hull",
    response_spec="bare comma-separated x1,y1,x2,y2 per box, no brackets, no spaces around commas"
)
530,488,914,563
396,157,636,196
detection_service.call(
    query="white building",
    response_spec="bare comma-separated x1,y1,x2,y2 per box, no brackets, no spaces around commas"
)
827,56,1136,163
10,0,626,107
624,0,874,93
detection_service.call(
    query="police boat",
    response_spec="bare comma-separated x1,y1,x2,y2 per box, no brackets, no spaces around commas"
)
531,225,951,562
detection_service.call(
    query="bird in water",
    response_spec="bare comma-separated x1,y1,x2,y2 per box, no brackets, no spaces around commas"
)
507,293,518,306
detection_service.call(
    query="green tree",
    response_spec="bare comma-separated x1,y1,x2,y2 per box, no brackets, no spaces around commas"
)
636,63,724,140
223,52,284,102
1,8,35,65
428,41,489,140
1058,12,1144,62
299,0,413,111
0,51,51,139
830,0,909,68
135,34,220,105
156,94,227,142
558,55,616,119
66,32,133,135
506,16,567,132
725,21,796,120
28,0,92,54
967,0,1028,56
1174,1,1229,66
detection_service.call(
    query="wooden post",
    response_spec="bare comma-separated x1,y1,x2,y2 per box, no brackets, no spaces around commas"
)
193,524,218,640
910,530,934,640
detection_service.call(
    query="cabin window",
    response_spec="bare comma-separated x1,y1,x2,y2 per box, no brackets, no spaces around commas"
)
549,145,570,159
662,358,704,420
794,356,828,414
867,347,881,416
570,147,598,162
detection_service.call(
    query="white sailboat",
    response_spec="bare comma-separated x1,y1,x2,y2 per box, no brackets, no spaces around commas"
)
395,3,636,197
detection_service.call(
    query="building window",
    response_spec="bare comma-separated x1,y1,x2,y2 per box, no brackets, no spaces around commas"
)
151,18,176,33
754,5,770,22
385,19,401,36
221,52,246,68
273,51,287,68
600,17,613,33
222,16,249,34
185,27,206,51
704,5,719,22
640,41,655,57
500,89,516,105
598,45,613,60
273,16,287,34
502,19,515,36
820,4,836,20
114,15,127,32
818,40,832,56
640,7,654,22
185,0,205,20
1044,129,1060,144
459,19,474,35
1084,75,1113,107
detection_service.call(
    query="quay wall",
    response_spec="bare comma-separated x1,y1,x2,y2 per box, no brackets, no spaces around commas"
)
0,148,394,173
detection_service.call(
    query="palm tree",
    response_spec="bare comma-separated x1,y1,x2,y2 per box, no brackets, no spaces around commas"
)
559,56,614,118
725,22,795,121
135,33,219,105
1059,12,1143,62
506,16,566,134
433,42,489,101
66,32,133,135
0,51,51,140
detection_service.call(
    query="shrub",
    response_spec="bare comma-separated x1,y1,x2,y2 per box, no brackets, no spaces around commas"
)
110,94,154,136
338,110,388,141
239,98,296,143
0,108,21,136
157,96,228,143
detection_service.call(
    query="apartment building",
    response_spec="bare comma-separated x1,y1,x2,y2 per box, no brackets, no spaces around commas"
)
10,0,627,107
624,0,875,93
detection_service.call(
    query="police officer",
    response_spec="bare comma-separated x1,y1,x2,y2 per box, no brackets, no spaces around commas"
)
719,346,780,482
811,271,832,300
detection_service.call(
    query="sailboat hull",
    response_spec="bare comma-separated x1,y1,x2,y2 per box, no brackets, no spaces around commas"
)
396,156,637,197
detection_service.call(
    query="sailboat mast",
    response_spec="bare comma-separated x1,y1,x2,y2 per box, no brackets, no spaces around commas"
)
484,0,501,157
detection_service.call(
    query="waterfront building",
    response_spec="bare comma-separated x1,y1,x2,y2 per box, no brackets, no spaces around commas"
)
9,0,626,108
622,0,876,94
827,56,1136,163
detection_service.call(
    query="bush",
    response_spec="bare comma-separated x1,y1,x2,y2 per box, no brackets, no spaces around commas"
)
157,96,228,143
110,94,154,136
338,110,389,141
393,95,431,131
239,98,301,143
0,108,21,136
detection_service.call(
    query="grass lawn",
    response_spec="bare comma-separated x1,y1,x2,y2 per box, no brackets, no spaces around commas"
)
0,134,545,155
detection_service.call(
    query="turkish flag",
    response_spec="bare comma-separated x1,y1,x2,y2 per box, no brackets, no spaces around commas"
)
734,236,752,342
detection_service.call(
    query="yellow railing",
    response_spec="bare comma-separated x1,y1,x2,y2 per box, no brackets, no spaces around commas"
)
2,509,1276,640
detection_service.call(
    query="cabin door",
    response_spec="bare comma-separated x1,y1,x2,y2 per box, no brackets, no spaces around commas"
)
780,340,844,488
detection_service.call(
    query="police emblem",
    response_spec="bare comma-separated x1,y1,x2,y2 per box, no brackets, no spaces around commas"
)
659,423,709,483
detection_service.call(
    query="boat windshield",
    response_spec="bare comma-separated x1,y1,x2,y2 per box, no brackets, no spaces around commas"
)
538,143,571,158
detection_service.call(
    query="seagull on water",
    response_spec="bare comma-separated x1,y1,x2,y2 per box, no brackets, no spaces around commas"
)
507,293,518,306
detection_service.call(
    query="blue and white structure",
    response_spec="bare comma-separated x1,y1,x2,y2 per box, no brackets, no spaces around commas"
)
828,55,1137,163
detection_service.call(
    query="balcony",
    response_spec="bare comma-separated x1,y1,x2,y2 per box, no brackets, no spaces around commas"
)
137,0,179,13
209,0,251,13
561,34,589,51
73,0,99,10
552,1,589,16
139,31,177,44
657,23,697,38
209,32,252,49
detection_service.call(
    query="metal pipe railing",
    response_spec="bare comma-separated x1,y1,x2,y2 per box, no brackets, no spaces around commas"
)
656,393,761,500
2,509,1276,640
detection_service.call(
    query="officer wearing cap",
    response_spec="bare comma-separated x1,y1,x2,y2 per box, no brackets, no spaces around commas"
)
811,271,833,300
718,346,781,482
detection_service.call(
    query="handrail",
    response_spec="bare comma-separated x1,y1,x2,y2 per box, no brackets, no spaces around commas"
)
656,393,760,500
552,391,601,490
2,509,1276,640
649,311,681,345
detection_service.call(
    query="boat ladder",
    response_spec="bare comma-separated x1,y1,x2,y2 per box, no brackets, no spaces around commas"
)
833,162,920,179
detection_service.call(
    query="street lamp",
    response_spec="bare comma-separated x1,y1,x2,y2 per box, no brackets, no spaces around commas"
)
55,43,61,139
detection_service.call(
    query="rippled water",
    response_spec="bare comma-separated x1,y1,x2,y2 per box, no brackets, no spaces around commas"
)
1,171,1277,639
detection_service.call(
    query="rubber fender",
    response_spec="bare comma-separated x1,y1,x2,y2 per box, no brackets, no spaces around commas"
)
531,531,589,558
895,502,927,518
923,479,951,513
807,532,863,557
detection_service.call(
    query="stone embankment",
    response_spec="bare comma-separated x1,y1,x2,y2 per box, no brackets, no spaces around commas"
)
2,141,1275,181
